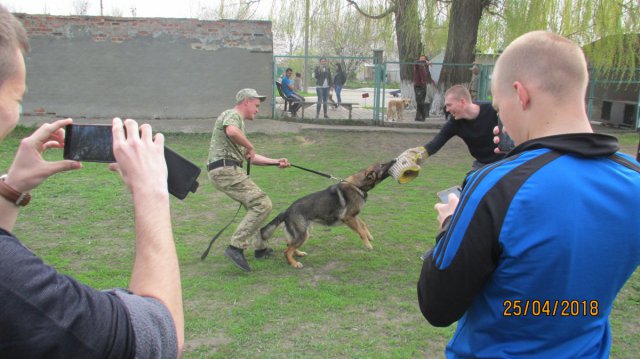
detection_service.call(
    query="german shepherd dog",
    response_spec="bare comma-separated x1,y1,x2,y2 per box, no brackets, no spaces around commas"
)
260,161,395,268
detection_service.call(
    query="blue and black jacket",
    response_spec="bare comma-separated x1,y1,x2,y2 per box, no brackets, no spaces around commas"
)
418,133,640,358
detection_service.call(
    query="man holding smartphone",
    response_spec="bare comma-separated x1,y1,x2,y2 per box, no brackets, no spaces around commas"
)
207,88,290,272
0,6,182,357
418,31,640,358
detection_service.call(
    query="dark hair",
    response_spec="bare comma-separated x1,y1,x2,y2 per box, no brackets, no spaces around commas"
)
286,67,293,72
295,72,301,77
0,5,30,86
335,63,342,71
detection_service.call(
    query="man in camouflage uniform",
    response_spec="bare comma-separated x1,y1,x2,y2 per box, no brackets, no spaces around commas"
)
207,89,290,272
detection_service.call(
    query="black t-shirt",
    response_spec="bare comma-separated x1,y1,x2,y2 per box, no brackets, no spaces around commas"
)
424,103,505,165
0,228,135,359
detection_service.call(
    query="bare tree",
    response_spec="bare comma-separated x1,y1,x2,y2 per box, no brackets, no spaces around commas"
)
199,0,262,20
110,7,124,17
72,0,89,15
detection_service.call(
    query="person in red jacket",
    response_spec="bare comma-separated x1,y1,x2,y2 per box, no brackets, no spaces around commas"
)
413,55,434,121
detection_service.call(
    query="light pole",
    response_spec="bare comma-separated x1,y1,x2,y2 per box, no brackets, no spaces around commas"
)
303,0,310,92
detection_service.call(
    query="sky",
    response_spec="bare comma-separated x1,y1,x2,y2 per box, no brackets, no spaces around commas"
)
2,0,272,19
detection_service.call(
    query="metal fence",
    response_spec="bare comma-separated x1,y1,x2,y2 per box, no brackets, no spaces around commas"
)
273,54,640,130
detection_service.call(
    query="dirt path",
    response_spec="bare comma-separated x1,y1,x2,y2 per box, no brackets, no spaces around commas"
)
18,115,442,135
19,114,633,136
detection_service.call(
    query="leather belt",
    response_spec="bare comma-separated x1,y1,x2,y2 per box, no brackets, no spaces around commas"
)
207,159,243,171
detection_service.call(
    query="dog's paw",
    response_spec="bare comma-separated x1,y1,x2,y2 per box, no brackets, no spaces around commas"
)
294,250,307,257
292,261,304,269
365,243,373,250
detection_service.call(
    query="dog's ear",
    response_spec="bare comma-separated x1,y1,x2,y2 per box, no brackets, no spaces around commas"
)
367,168,380,181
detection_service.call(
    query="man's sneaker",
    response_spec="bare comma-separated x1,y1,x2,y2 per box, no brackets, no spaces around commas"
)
254,248,274,259
224,245,251,272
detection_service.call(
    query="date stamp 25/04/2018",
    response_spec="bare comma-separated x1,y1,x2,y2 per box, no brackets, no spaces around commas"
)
503,300,599,317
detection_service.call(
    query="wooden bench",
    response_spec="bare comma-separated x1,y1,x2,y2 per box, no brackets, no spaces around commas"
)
299,102,358,119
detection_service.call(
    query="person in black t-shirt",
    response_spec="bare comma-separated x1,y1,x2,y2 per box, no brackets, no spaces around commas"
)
408,85,512,170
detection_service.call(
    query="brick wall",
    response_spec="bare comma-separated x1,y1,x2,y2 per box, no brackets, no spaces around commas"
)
15,13,274,119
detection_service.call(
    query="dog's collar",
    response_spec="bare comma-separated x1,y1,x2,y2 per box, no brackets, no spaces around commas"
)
342,181,367,200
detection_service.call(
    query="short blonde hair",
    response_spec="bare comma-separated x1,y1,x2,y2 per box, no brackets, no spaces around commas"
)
445,85,472,102
493,31,588,101
0,5,29,86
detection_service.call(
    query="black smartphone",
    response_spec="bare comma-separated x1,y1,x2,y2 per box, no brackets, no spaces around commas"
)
496,119,515,153
437,186,461,204
64,124,115,162
63,124,201,199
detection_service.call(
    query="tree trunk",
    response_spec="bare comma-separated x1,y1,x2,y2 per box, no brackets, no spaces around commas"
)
438,0,488,91
394,0,422,109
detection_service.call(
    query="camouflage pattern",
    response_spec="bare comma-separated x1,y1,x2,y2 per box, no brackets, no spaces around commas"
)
235,88,266,103
208,166,272,250
207,109,246,164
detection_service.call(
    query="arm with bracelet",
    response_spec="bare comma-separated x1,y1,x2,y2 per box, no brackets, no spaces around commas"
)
0,119,81,231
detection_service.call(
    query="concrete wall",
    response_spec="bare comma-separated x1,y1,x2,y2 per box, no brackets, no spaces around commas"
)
15,14,273,119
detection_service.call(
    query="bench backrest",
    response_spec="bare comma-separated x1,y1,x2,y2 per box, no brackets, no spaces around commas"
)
275,81,287,100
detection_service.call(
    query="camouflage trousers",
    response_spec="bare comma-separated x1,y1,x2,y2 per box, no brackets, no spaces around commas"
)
208,166,272,250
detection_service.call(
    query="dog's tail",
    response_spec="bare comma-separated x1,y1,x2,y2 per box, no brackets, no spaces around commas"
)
260,211,286,240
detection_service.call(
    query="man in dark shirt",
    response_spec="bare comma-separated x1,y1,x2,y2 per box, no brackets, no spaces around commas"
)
417,85,509,170
413,55,432,122
418,30,640,359
0,6,182,358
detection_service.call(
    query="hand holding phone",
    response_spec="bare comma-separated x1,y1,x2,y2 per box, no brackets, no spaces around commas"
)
63,123,201,199
437,186,461,204
495,119,515,153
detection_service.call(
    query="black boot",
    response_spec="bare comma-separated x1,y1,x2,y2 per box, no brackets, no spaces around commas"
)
255,248,274,259
224,245,250,272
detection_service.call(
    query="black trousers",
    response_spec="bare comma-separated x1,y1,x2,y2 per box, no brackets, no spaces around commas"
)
414,85,426,121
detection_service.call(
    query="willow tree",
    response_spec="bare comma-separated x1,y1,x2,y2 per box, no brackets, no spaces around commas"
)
477,0,640,81
269,0,306,54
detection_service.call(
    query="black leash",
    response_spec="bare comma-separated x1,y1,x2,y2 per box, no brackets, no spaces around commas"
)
200,161,340,261
287,163,343,182
200,160,251,261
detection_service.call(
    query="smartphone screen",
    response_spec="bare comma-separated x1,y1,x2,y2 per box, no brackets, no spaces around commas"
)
64,124,115,162
437,186,461,204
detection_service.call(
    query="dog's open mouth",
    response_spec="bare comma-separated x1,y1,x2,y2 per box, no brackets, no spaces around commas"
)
380,160,397,181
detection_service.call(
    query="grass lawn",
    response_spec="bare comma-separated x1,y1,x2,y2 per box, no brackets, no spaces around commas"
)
1,126,638,358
